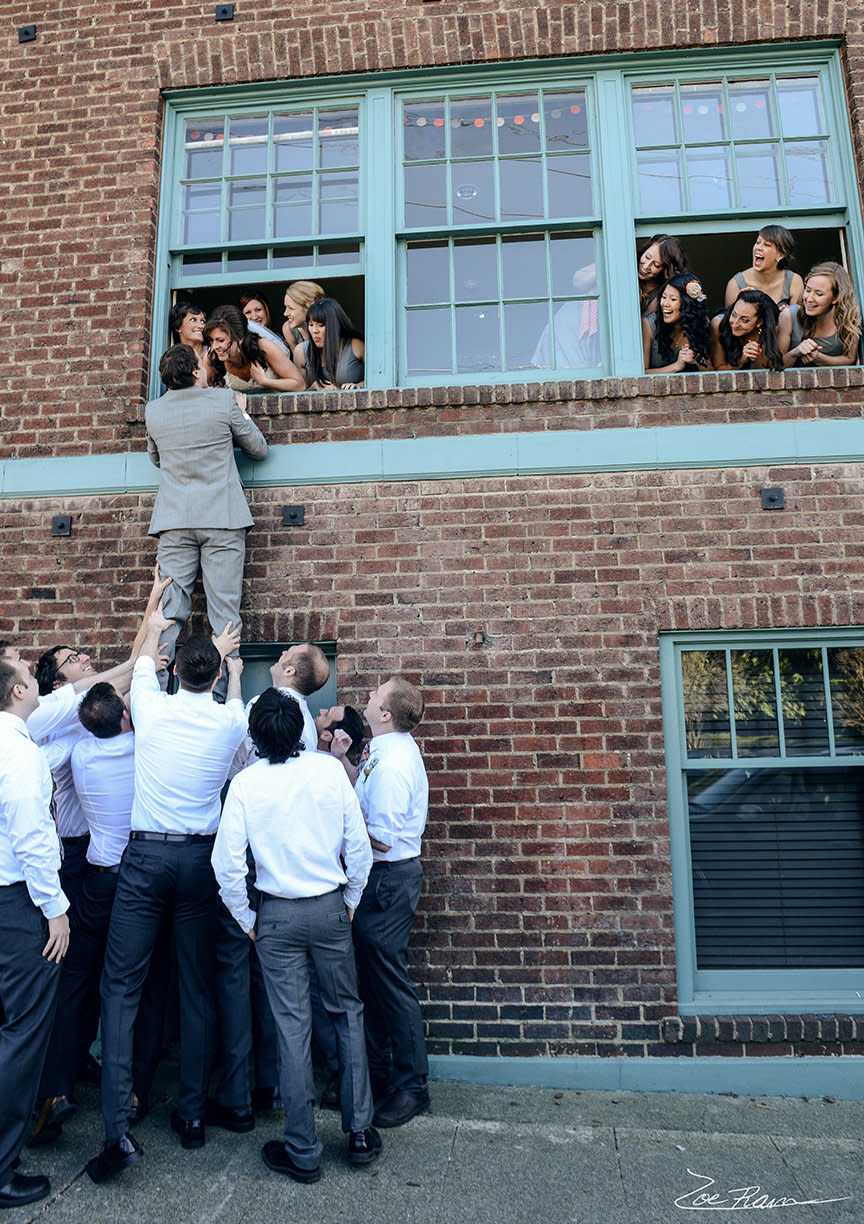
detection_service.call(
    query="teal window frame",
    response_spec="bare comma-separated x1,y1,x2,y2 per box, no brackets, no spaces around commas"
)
660,627,864,1015
153,42,863,397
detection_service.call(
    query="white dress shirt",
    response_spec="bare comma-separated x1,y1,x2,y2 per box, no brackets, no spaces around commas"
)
0,711,68,917
41,723,89,838
231,685,318,776
130,656,247,835
213,750,372,933
29,682,82,744
354,731,428,863
72,732,136,867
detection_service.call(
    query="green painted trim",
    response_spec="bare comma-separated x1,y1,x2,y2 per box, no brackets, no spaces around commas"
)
7,416,864,499
428,1054,864,1100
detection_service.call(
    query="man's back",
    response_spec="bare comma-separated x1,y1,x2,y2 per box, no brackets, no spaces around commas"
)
145,386,267,533
129,657,247,835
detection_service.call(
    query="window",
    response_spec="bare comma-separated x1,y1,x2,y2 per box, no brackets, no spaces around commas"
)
660,629,864,1014
154,45,863,392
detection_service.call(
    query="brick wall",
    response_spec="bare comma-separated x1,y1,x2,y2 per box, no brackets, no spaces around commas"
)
4,463,864,1056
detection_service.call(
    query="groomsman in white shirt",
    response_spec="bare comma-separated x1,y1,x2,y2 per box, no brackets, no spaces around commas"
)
212,688,379,1183
0,658,70,1209
352,676,430,1129
87,609,246,1183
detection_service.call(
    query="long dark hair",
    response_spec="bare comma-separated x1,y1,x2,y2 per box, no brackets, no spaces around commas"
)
654,274,711,367
719,289,782,370
304,298,363,388
639,234,690,313
203,304,267,381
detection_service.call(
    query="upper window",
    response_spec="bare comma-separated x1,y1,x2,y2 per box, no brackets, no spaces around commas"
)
660,629,864,1013
154,46,862,393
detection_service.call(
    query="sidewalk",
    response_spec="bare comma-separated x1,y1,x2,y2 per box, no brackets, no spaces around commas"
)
11,1075,863,1223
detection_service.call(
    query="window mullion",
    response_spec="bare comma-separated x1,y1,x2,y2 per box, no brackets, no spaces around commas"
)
363,89,396,391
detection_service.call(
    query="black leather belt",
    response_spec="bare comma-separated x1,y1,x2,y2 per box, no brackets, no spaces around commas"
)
88,863,120,874
129,831,216,845
62,835,90,845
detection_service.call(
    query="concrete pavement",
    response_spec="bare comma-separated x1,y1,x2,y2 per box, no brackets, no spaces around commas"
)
8,1074,863,1223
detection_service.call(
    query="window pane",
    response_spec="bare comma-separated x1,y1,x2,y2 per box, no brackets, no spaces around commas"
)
451,96,493,158
274,112,314,173
404,162,448,228
550,234,596,298
184,123,224,178
452,161,495,223
777,77,825,136
318,108,359,168
688,766,864,969
406,307,451,376
632,85,678,146
274,207,312,240
828,648,864,751
403,99,447,161
535,299,601,368
686,147,733,210
229,116,268,176
502,235,547,299
637,149,683,213
547,153,592,217
227,249,268,272
496,93,542,155
544,90,589,150
228,208,266,242
680,82,726,143
779,648,829,756
180,253,222,277
499,157,544,221
183,212,220,245
732,649,779,757
728,80,776,141
455,304,500,372
453,239,497,302
736,145,782,209
786,141,833,205
229,179,266,208
272,245,314,269
317,242,360,266
682,650,732,759
406,242,450,305
184,182,221,212
505,301,550,369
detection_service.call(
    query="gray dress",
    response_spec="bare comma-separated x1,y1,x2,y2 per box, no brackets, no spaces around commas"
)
786,304,847,364
302,340,364,387
733,268,795,308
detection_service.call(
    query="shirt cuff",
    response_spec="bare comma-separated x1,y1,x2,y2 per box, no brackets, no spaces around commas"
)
40,892,70,920
343,883,364,911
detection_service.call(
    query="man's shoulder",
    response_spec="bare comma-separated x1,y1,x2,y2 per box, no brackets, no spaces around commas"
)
146,386,234,419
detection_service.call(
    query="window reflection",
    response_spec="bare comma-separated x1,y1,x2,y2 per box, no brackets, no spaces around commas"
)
229,116,269,176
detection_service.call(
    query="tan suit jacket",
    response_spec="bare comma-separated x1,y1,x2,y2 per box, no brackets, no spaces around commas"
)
145,386,267,535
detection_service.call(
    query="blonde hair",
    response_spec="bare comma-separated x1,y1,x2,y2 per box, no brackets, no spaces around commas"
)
803,262,862,357
285,280,325,311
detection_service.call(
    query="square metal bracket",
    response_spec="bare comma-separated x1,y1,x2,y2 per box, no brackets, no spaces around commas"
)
51,515,72,536
18,25,37,42
282,505,305,526
215,4,234,19
760,487,785,511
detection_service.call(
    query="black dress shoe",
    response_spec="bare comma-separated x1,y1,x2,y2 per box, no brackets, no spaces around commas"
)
0,1171,50,1208
86,1133,143,1184
348,1126,382,1165
319,1071,340,1111
251,1085,282,1112
129,1091,149,1124
170,1111,205,1149
261,1140,320,1183
206,1101,254,1133
373,1089,430,1129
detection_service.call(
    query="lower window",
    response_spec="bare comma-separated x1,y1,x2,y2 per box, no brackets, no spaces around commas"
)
660,631,864,1013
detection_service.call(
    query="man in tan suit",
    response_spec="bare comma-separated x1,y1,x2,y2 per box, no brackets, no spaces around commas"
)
146,344,268,678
